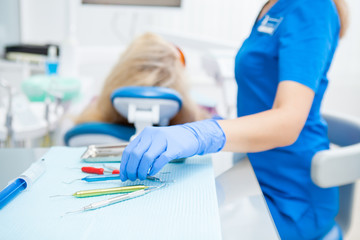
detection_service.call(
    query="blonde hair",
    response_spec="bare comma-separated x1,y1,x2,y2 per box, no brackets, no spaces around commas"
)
75,32,209,125
333,0,349,38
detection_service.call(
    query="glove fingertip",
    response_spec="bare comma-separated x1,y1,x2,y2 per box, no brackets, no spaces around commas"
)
138,173,147,181
149,167,160,176
149,161,164,176
120,174,127,182
119,163,126,179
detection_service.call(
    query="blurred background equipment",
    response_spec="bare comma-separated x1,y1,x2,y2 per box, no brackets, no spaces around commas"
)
0,0,359,149
5,44,60,66
82,0,181,7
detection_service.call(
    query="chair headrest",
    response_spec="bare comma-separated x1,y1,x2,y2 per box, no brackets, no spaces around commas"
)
64,122,135,146
110,86,182,108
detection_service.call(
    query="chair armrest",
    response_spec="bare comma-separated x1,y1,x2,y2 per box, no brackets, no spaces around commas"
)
311,143,360,188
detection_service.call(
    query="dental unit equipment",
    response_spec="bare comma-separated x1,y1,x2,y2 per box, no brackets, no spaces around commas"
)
41,46,59,147
0,77,66,148
0,79,14,147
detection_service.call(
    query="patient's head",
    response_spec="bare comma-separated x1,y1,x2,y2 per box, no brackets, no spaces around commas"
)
108,32,186,89
75,32,209,125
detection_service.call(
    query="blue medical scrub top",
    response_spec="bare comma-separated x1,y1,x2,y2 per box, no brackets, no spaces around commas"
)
235,0,340,239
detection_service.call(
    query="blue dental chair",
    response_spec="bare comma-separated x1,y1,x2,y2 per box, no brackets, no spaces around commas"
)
64,86,182,147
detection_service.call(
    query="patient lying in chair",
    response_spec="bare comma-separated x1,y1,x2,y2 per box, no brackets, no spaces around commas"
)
75,32,209,126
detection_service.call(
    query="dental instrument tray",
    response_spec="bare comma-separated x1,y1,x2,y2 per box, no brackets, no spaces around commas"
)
81,143,127,163
81,143,185,163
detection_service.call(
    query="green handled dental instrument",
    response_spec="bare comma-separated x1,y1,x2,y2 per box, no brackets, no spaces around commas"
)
51,185,148,198
64,184,165,215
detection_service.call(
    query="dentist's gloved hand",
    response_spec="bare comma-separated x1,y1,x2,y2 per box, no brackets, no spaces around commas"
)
120,119,226,181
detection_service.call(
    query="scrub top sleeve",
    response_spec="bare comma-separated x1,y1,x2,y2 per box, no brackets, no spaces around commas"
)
278,0,339,92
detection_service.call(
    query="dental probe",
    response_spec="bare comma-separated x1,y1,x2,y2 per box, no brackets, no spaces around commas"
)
65,190,147,215
63,174,163,184
64,185,165,215
51,185,148,198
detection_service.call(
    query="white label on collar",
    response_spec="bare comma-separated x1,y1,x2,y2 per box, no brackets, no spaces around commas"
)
257,15,283,35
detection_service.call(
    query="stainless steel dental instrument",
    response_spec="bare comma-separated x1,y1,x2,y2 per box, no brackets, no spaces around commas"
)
81,143,186,163
81,143,128,163
63,174,165,184
64,184,165,215
51,185,149,198
103,165,173,183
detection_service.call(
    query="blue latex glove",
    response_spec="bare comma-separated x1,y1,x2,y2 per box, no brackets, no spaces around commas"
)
120,119,226,181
